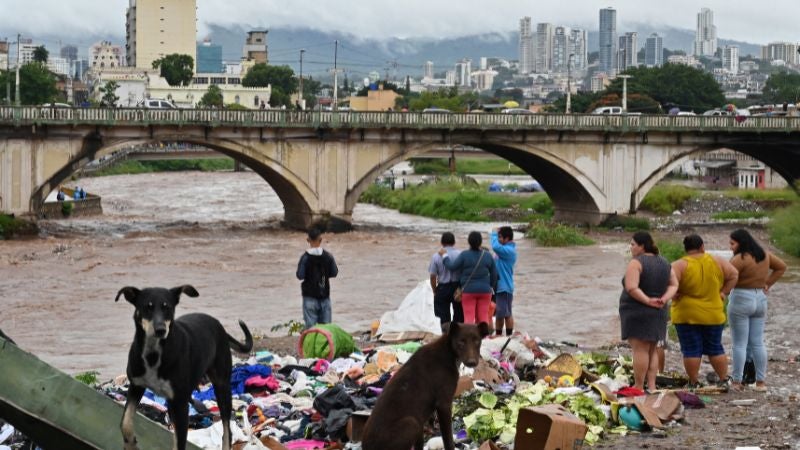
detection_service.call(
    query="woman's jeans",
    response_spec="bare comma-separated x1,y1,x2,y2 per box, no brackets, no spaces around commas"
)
727,288,768,383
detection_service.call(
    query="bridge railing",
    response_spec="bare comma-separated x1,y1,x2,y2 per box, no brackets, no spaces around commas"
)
0,106,798,133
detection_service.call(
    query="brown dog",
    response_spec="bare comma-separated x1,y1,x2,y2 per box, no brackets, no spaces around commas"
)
361,321,489,450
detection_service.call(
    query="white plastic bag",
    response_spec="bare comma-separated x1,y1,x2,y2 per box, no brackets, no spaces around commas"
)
376,280,441,337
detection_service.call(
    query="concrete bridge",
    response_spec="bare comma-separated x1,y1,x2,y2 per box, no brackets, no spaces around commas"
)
1,106,798,230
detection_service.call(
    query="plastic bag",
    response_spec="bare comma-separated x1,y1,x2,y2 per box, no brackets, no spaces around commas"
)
376,280,442,337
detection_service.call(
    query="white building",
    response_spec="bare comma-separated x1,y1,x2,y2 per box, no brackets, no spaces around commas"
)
471,69,497,92
519,17,535,74
535,23,554,73
445,70,456,86
617,32,638,72
19,42,39,66
90,41,125,69
570,29,588,71
723,46,739,74
552,26,571,73
47,57,70,76
694,8,718,57
761,42,799,66
423,61,434,79
667,54,701,68
455,59,471,87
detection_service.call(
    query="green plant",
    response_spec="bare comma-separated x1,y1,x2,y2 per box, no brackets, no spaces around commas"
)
270,319,305,337
600,215,650,231
74,371,100,386
526,221,594,247
0,214,24,239
61,201,74,217
769,203,800,257
639,185,697,215
659,240,685,262
711,210,769,220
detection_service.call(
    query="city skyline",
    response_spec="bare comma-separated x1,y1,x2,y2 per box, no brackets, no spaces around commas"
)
1,0,798,46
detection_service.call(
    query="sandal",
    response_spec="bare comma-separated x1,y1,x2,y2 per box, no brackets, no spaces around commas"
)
730,382,745,392
752,383,768,392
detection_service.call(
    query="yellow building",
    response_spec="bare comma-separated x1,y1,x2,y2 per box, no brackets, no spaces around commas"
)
347,87,401,111
126,0,197,70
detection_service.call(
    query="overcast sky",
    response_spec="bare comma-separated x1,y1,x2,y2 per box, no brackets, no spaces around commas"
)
1,0,797,45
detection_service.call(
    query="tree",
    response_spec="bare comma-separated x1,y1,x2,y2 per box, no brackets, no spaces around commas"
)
761,71,800,104
32,46,49,64
588,93,663,114
302,76,321,108
0,64,59,104
547,91,601,113
604,64,725,112
198,84,223,108
242,64,298,108
152,54,194,87
99,80,120,107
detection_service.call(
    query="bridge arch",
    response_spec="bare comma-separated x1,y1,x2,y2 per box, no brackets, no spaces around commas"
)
343,141,606,222
32,133,321,230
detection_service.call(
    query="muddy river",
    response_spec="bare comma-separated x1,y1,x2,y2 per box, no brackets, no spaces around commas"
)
1,171,796,380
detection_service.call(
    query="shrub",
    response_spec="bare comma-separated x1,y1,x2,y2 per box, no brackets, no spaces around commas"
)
0,214,26,239
61,201,74,217
639,185,697,215
769,203,800,257
526,221,594,247
659,240,685,262
74,371,100,386
600,215,650,231
711,211,769,220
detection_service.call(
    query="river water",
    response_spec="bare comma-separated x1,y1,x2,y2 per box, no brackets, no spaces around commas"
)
1,171,796,379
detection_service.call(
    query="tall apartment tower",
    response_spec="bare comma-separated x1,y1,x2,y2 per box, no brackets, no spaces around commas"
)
423,61,434,79
126,0,197,69
455,58,472,87
761,42,800,65
534,23,554,73
645,33,663,67
599,7,617,74
693,8,717,57
617,32,638,72
243,31,268,63
0,40,8,70
570,29,588,70
552,26,571,73
723,45,739,73
518,17,535,74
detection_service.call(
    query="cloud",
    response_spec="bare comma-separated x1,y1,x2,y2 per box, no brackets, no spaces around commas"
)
0,0,797,45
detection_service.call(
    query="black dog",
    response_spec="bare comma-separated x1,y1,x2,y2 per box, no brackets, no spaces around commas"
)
116,285,253,450
361,321,490,450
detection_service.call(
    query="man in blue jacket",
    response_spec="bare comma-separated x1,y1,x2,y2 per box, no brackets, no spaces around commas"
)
491,226,517,336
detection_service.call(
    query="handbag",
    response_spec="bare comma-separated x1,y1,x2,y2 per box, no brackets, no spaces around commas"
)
453,250,486,303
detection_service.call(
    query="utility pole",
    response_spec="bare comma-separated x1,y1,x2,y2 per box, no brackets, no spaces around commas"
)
4,36,10,105
566,53,574,114
15,33,21,106
618,74,632,113
299,49,305,109
332,40,339,111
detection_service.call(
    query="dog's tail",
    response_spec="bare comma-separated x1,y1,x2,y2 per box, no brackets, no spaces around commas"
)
228,320,253,354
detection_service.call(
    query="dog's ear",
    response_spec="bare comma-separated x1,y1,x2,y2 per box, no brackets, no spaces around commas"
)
170,285,199,302
447,321,460,336
477,321,490,338
115,287,140,304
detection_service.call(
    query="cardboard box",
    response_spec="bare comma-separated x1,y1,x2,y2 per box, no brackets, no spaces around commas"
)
346,410,371,442
514,404,587,450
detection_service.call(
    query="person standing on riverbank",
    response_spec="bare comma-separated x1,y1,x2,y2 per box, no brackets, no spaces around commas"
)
429,232,463,331
491,226,517,336
619,232,678,391
727,229,787,392
440,231,497,326
296,229,339,329
671,234,738,387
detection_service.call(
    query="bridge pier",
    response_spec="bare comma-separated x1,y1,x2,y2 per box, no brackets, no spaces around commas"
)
553,208,610,226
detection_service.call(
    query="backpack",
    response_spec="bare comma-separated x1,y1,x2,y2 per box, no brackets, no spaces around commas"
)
303,253,330,299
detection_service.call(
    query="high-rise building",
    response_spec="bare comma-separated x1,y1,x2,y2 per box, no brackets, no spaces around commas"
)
617,32,638,72
243,31,268,64
552,26,571,73
126,0,197,69
455,58,472,87
570,29,588,71
761,42,799,65
519,17,534,74
599,7,617,74
535,23,554,73
197,40,223,73
0,40,8,70
645,33,663,67
694,8,717,57
723,45,739,73
60,45,78,63
423,61,434,79
19,42,40,66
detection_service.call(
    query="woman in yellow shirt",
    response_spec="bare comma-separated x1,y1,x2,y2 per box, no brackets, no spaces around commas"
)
728,229,787,392
671,234,738,387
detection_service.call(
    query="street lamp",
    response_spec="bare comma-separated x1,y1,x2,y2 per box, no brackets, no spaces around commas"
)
617,74,632,113
566,53,575,114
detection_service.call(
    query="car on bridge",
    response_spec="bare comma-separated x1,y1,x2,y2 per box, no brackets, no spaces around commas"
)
138,98,177,109
422,107,452,113
502,108,533,114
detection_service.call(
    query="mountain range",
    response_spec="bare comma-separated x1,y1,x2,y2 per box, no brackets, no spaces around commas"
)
34,23,762,80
